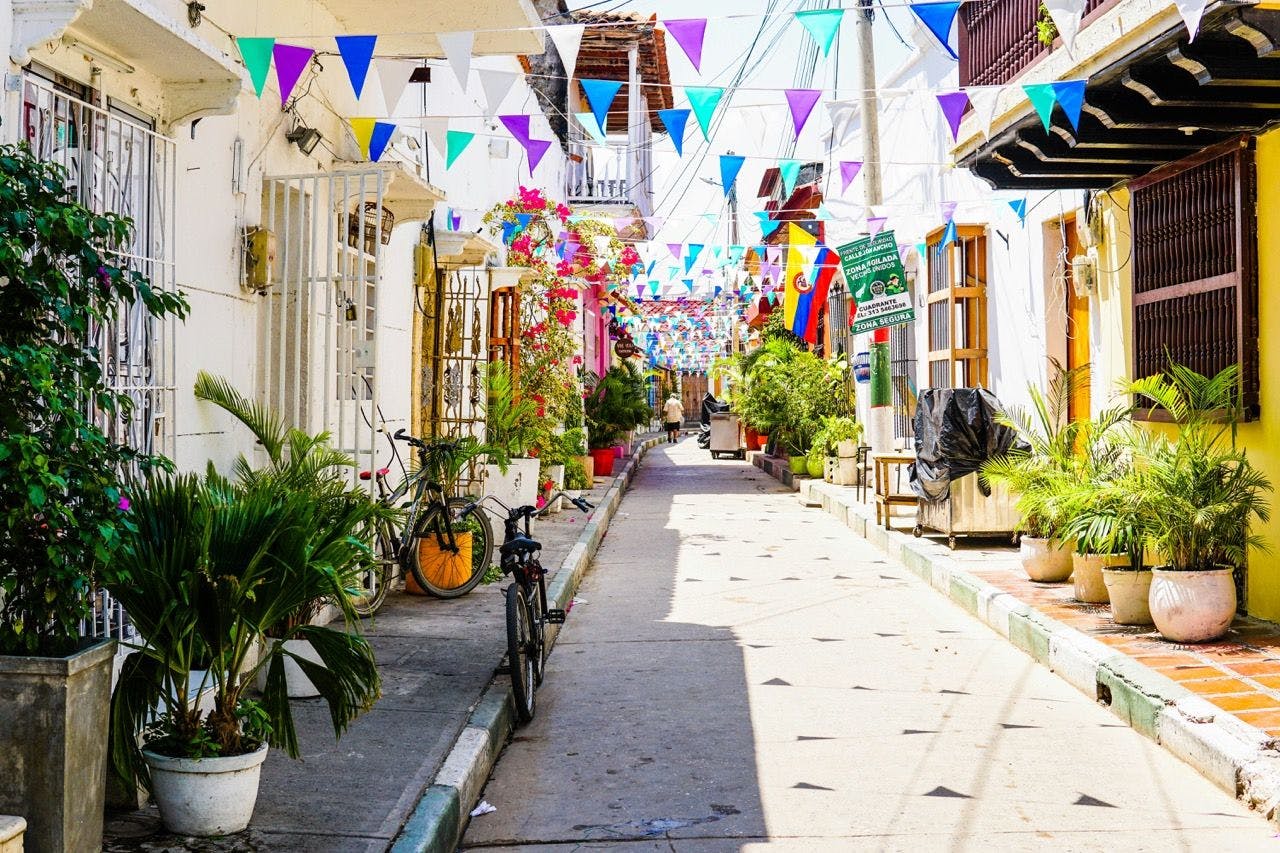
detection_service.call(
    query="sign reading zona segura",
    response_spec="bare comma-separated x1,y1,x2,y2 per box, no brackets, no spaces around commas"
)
836,230,915,334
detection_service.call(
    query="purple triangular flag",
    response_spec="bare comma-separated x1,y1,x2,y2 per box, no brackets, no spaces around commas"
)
667,242,683,259
840,161,862,193
664,19,707,72
784,89,822,138
867,216,888,237
499,114,532,147
936,91,970,141
273,43,314,106
940,200,958,222
526,138,552,174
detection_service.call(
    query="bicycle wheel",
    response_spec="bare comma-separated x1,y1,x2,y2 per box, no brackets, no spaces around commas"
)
409,498,494,598
531,570,547,686
349,528,393,617
506,583,536,723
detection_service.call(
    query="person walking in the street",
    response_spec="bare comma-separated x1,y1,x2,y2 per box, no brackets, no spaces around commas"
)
662,394,684,443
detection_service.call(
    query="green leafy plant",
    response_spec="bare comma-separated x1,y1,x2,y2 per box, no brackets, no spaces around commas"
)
1035,2,1058,47
0,144,189,656
583,371,625,450
564,458,590,491
107,471,384,788
811,416,865,457
1124,363,1272,571
484,361,539,464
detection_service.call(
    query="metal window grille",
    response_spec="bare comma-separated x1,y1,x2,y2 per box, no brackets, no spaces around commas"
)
1129,135,1258,418
22,72,177,648
958,0,1115,87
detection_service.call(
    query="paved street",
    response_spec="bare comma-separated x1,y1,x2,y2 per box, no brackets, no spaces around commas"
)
462,439,1277,852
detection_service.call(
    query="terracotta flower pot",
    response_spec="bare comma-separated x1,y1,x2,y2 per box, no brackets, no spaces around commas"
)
744,427,762,450
1019,537,1073,583
1102,568,1154,625
590,448,616,478
1071,553,1127,604
1149,567,1237,643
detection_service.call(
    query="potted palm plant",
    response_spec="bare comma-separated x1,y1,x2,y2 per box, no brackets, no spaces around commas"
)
107,471,384,836
584,370,626,478
563,458,590,501
1060,476,1151,624
0,144,189,853
483,362,540,520
1126,364,1271,642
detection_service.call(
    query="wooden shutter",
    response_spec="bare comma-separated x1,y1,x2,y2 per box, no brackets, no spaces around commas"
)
925,225,989,389
1129,135,1258,418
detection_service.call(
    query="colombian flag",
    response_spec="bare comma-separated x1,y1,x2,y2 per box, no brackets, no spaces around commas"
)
783,223,837,345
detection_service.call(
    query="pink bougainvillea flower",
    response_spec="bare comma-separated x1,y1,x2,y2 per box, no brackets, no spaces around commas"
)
117,496,130,511
536,495,547,509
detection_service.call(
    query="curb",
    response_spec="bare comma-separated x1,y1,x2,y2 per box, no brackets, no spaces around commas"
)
390,435,664,852
755,456,1280,825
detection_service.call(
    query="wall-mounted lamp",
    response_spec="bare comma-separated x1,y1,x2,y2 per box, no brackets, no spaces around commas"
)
286,124,323,156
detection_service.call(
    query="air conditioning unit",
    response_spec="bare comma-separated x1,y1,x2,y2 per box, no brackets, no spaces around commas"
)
1070,248,1098,298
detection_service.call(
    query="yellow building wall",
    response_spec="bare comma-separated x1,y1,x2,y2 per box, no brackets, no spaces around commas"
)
1093,132,1280,621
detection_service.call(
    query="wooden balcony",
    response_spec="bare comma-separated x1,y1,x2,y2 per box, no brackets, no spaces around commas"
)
958,0,1118,87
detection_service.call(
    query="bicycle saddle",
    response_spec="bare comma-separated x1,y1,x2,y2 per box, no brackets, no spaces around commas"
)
500,535,541,557
358,467,390,481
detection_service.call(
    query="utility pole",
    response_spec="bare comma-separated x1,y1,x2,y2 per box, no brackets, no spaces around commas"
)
855,0,893,454
727,149,740,245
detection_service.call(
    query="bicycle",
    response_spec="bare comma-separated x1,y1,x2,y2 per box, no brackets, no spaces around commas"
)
348,429,495,615
460,491,594,723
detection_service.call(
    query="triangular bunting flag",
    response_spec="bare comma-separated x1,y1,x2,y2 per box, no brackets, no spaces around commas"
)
940,200,958,222
784,89,823,138
667,243,683,259
547,24,585,79
236,37,275,98
1008,198,1027,224
840,160,862,193
685,87,725,141
966,87,1001,140
478,69,518,117
526,139,553,175
658,109,691,155
439,31,474,89
450,210,462,230
273,44,314,106
778,159,801,197
499,114,532,146
1044,0,1086,53
423,117,450,157
909,2,961,60
755,211,781,238
1051,80,1086,131
368,121,396,162
664,19,707,71
1023,83,1058,131
335,35,377,100
941,218,958,247
376,58,417,114
867,216,888,237
827,100,859,146
795,9,844,56
575,112,608,146
935,91,969,141
502,220,518,245
349,118,376,160
1174,0,1208,40
445,130,474,168
581,79,623,130
719,155,746,196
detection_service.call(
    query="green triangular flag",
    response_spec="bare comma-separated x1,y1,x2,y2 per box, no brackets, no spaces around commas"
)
685,86,725,141
794,9,844,57
1023,83,1058,131
778,159,801,196
446,130,475,169
236,37,275,98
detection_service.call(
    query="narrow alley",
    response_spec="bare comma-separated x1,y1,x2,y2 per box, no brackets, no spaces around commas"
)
461,441,1276,852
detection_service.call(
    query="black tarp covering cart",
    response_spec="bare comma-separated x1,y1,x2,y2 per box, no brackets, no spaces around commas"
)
907,388,1023,549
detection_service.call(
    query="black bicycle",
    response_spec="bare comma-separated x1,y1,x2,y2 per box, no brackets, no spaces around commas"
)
461,491,593,722
349,429,495,615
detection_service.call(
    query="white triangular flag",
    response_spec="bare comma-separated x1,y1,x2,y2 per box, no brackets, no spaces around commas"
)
1043,0,1086,53
547,24,585,80
477,68,517,117
439,31,474,89
376,58,417,114
966,86,1002,140
575,112,608,146
825,99,859,147
1173,0,1207,40
423,117,450,158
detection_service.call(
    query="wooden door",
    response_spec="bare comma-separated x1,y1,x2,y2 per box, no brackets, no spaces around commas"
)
1064,218,1090,420
681,373,707,423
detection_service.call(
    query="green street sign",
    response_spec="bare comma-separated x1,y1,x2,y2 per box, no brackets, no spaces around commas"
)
836,230,915,335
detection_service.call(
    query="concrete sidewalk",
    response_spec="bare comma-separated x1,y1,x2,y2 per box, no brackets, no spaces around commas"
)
103,436,662,853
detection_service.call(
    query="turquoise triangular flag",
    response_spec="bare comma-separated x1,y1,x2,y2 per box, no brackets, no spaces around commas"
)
909,2,961,60
658,109,691,155
755,211,781,238
719,155,746,196
685,87,725,141
1051,80,1086,131
368,121,395,162
335,35,377,99
940,218,958,248
1008,198,1027,224
446,130,474,169
575,112,608,146
581,79,623,131
778,159,801,196
236,37,275,98
1023,83,1058,131
795,9,844,56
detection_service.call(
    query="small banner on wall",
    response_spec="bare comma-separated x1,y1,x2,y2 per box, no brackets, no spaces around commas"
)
836,230,915,335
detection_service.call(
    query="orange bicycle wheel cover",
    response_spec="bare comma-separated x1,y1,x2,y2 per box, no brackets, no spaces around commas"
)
409,532,474,594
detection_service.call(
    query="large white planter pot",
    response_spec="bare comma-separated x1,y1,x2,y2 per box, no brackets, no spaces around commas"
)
255,638,323,698
1149,567,1237,643
837,439,860,458
1020,537,1073,583
144,743,269,836
482,458,540,529
1071,553,1126,604
1103,568,1154,626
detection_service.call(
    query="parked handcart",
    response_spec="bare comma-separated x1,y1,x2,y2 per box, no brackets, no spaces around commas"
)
709,412,745,460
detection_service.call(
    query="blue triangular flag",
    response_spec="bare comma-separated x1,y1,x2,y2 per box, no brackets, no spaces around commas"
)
335,35,377,99
368,121,396,162
515,212,533,230
940,218,958,249
1008,198,1027,224
581,79,624,131
684,278,695,292
910,2,961,60
755,211,780,238
1051,80,1086,132
502,220,518,245
719,154,746,196
658,109,691,156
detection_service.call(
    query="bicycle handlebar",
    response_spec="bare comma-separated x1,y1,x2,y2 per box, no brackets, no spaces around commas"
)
458,492,594,522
